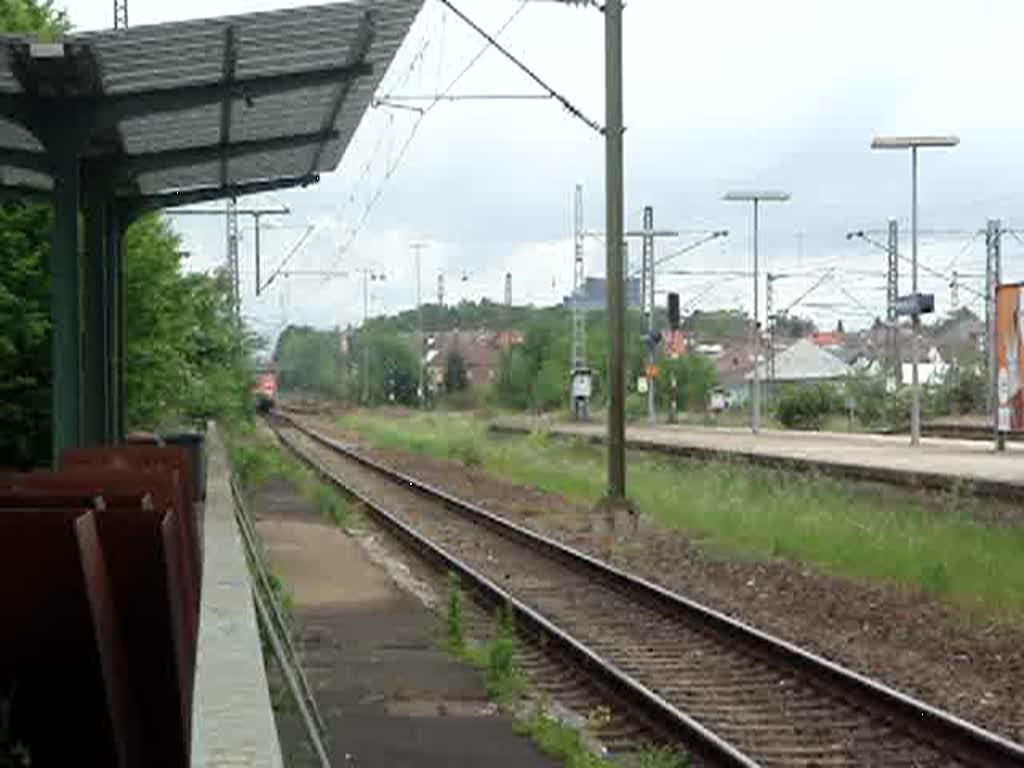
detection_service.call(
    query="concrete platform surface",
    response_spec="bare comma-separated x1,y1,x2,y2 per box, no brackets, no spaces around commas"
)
501,419,1023,492
253,479,557,768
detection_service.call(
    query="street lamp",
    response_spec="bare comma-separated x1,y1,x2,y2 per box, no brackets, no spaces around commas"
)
723,190,790,433
870,135,959,447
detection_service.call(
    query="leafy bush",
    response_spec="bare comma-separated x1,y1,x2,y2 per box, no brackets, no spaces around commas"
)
775,383,841,430
446,435,484,468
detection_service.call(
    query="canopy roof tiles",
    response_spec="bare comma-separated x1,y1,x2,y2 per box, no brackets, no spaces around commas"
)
0,0,424,208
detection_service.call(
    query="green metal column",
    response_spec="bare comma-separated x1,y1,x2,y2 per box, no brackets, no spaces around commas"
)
107,204,124,443
49,148,82,462
117,215,129,441
82,189,109,445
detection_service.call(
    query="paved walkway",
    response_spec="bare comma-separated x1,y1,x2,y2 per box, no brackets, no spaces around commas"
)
495,420,1024,496
252,477,557,768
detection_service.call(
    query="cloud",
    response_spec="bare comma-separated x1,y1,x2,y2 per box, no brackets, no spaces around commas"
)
60,0,1024,332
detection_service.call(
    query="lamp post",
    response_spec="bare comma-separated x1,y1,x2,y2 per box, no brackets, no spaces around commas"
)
723,190,790,433
870,135,959,446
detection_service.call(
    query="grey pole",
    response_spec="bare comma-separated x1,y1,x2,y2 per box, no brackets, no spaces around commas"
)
752,198,761,434
412,243,426,408
254,213,261,296
644,205,656,423
910,147,921,447
362,270,370,405
989,219,1004,450
605,0,626,502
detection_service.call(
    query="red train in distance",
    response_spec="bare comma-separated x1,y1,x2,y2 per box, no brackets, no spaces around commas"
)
253,365,277,412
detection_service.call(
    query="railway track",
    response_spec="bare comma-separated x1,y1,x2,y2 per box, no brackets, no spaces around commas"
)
269,412,1024,768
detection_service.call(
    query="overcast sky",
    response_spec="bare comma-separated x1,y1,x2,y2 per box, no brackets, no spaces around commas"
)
59,0,1024,343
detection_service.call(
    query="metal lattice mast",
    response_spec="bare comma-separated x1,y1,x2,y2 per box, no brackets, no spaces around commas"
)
226,198,240,324
985,218,1001,419
641,205,655,421
113,0,128,29
571,184,586,371
886,219,900,383
766,272,775,385
437,273,445,307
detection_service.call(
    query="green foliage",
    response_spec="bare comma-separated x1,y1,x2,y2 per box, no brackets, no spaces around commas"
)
0,203,52,465
775,382,842,430
681,309,750,342
99,213,249,436
366,298,537,336
445,572,466,652
274,325,419,406
446,434,483,468
444,348,468,393
274,325,349,399
657,354,717,411
531,356,566,411
312,484,348,526
0,0,68,37
844,373,888,426
339,410,1024,624
516,707,606,768
772,314,816,339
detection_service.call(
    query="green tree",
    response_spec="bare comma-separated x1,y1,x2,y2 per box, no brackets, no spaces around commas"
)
0,1,69,465
659,353,717,411
0,0,68,36
444,349,468,393
0,204,52,465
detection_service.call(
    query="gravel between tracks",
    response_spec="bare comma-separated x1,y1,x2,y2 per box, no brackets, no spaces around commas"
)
278,424,976,767
296,415,1024,751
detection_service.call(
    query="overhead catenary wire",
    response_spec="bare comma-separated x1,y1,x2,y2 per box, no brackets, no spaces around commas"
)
435,0,603,134
314,0,533,281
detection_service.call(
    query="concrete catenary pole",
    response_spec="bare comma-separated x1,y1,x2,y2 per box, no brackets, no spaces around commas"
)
604,0,626,502
752,198,761,433
910,147,921,446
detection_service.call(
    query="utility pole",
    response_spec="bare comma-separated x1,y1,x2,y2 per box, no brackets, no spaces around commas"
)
113,0,128,29
570,184,591,422
411,242,428,408
986,218,1002,446
603,0,627,505
766,272,776,390
226,198,240,326
886,219,901,385
627,206,679,423
362,269,370,405
165,206,289,297
357,268,386,406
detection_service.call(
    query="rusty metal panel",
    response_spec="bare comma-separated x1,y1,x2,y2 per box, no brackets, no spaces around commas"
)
0,508,127,765
75,509,143,766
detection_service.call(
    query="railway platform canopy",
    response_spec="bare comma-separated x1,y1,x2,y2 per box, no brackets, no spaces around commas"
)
0,0,423,460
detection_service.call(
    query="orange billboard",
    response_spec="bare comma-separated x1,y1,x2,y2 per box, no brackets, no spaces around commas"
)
996,284,1024,432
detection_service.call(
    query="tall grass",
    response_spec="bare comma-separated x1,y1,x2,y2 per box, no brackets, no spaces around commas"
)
335,410,1024,624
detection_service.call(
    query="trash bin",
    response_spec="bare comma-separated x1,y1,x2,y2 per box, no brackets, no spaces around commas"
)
160,430,207,501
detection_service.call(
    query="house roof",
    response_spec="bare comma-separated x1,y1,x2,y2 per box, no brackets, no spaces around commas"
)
750,337,852,381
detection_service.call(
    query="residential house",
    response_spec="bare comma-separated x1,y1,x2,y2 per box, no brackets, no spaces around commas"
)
747,337,853,399
423,329,513,390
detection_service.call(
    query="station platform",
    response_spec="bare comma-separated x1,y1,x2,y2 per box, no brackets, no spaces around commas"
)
250,478,557,767
493,420,1024,498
